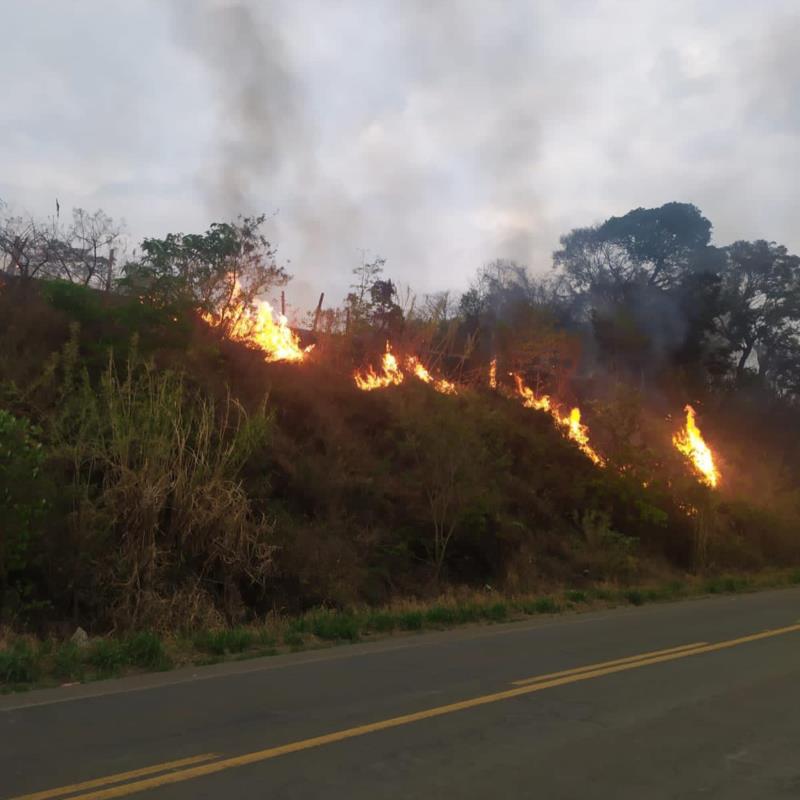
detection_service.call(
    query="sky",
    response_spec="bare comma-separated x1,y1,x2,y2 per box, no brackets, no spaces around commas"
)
2,0,799,312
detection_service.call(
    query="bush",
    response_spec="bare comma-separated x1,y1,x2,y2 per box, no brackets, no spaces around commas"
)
124,631,170,669
52,641,84,682
307,611,360,641
0,641,39,684
0,411,50,599
86,639,126,677
398,611,424,631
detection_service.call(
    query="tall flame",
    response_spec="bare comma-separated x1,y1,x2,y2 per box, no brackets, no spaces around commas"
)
673,405,719,488
489,358,497,389
354,343,405,391
200,281,312,363
513,374,605,466
406,356,458,395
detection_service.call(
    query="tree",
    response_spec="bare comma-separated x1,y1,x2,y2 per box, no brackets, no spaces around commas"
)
120,215,288,322
49,208,122,288
554,203,715,300
0,204,122,288
552,203,724,380
715,240,800,392
0,210,52,281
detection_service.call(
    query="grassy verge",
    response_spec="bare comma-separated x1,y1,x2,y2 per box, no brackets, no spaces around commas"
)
3,568,800,693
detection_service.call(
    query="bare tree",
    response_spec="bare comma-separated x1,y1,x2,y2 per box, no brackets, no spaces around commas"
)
0,203,123,288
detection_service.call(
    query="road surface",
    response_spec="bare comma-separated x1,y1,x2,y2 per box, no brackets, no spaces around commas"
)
2,588,799,799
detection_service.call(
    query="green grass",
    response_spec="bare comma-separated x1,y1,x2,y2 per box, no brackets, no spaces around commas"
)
194,628,254,656
86,639,126,678
124,632,171,670
3,568,800,692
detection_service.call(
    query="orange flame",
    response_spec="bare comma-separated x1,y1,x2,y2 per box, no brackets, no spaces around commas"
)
489,358,497,389
354,343,404,391
673,405,719,488
513,374,605,466
513,373,551,412
406,356,458,395
200,281,313,363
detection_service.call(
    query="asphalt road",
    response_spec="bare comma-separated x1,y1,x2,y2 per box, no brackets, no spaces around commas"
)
2,588,799,799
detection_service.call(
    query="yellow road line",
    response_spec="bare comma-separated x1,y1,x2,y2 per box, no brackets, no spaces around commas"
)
511,641,707,685
13,622,800,800
8,754,219,800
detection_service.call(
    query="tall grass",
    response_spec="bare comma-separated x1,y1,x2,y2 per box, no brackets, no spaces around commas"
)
46,328,275,629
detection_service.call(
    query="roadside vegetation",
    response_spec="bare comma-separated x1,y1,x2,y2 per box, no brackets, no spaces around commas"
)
1,200,800,692
3,570,799,692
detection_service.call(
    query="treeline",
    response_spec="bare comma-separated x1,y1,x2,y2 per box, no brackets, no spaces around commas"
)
1,200,799,634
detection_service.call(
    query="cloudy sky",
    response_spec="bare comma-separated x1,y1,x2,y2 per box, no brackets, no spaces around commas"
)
2,0,798,311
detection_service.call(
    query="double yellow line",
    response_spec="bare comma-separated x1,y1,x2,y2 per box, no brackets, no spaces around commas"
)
9,622,800,800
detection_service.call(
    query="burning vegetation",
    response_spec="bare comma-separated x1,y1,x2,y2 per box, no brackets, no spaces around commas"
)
200,280,313,363
5,200,800,639
673,405,720,488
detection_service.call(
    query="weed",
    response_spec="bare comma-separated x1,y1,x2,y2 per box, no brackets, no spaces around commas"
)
283,631,304,650
308,612,359,641
565,590,588,604
52,642,84,682
193,628,253,656
398,611,424,631
425,606,458,627
124,631,171,670
624,589,644,606
534,597,559,614
0,642,39,684
364,612,396,633
482,602,508,622
86,639,126,677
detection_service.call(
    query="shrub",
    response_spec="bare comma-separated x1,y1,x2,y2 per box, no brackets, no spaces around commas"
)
307,612,360,641
0,641,39,684
398,611,424,630
52,641,84,682
124,631,170,669
86,639,126,677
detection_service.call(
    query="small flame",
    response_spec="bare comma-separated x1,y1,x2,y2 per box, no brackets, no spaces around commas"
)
673,405,719,488
489,358,497,389
406,356,458,395
354,342,405,391
513,373,551,412
513,374,605,466
200,280,313,363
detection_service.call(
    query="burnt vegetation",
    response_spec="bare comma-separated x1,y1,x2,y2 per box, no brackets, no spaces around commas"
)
1,200,800,636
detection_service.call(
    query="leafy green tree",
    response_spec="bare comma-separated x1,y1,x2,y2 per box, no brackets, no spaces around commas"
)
119,215,288,323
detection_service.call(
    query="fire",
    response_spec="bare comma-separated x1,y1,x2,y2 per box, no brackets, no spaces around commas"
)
406,356,458,395
513,373,551,412
354,343,404,391
513,374,605,466
556,406,605,467
200,281,313,363
489,358,497,389
673,405,719,488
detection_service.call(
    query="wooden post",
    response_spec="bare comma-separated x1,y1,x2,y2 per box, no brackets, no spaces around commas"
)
312,292,325,332
280,291,286,317
105,248,115,292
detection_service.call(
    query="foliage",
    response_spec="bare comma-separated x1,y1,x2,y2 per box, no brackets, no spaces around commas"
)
0,410,49,599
